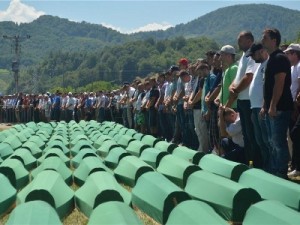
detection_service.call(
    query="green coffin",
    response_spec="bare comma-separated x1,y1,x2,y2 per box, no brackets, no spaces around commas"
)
166,200,228,225
116,135,135,148
6,201,62,225
140,147,169,169
132,132,145,141
49,135,69,146
88,202,142,225
15,133,28,143
0,174,16,216
97,140,119,157
70,140,95,156
22,142,43,158
45,141,70,156
155,141,177,153
27,135,46,149
17,170,74,219
71,149,98,169
38,148,70,167
199,154,248,181
0,158,29,190
70,134,92,148
75,171,131,217
0,143,14,160
88,131,102,142
3,135,22,150
93,135,112,149
185,170,261,223
157,155,200,188
238,168,300,211
141,135,160,147
243,200,300,225
73,156,111,186
172,146,205,164
125,128,137,137
31,157,73,185
125,140,149,156
114,156,154,187
132,171,191,224
9,148,37,170
104,147,130,169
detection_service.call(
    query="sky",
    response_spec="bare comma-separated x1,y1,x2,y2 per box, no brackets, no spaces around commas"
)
0,0,299,34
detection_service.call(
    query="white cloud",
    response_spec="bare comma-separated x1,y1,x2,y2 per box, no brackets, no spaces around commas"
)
101,22,173,34
0,0,45,24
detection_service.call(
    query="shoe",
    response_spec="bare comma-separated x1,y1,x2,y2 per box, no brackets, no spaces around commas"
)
287,170,300,177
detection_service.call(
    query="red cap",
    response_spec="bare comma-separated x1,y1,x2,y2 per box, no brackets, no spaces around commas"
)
178,58,188,66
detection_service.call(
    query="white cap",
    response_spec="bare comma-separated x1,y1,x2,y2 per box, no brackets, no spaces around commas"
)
220,45,236,55
284,43,300,52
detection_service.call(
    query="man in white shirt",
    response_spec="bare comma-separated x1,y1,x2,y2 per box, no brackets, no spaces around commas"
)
284,43,300,177
228,31,261,167
247,42,272,172
65,92,75,122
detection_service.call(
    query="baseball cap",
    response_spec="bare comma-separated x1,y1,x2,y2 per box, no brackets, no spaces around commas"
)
168,65,180,73
220,45,236,55
178,58,189,66
245,43,264,57
284,43,300,52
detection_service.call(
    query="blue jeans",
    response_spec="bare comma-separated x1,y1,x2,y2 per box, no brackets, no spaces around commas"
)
251,108,272,171
237,100,262,167
266,111,291,177
184,109,198,150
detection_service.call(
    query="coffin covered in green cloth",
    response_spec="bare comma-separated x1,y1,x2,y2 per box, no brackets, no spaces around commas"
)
70,134,92,148
166,200,228,225
73,156,111,186
9,148,37,170
17,170,74,219
185,170,261,223
239,168,300,211
132,171,191,224
38,148,70,167
70,140,95,156
141,135,160,147
88,202,142,225
0,174,16,216
6,201,62,225
3,135,22,150
93,135,112,149
22,142,43,158
44,141,70,156
243,200,300,225
114,156,153,187
89,131,102,142
104,147,130,169
15,133,28,143
199,154,248,181
27,135,46,149
172,146,205,164
132,132,145,141
154,141,177,153
36,130,51,139
49,135,69,146
157,155,200,188
125,128,137,137
97,140,119,157
75,171,131,217
31,157,73,185
71,149,98,168
0,158,29,190
0,143,14,160
116,135,135,148
125,140,149,157
139,147,169,169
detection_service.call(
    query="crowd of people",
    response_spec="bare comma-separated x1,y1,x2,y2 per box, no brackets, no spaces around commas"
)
0,28,299,179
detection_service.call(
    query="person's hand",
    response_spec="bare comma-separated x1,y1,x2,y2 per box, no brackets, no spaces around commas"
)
259,108,266,119
214,98,220,107
268,106,277,117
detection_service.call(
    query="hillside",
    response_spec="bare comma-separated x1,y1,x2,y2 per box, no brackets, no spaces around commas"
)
133,4,300,44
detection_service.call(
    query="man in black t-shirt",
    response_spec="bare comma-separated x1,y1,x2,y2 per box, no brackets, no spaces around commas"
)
261,28,293,179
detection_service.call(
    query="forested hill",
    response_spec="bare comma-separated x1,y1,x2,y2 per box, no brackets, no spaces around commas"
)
133,4,300,44
0,4,299,69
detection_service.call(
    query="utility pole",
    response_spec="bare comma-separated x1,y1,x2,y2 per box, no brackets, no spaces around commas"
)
3,35,31,93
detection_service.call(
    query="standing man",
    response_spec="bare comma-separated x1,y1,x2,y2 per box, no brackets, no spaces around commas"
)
284,43,300,177
247,43,272,172
228,31,261,167
261,28,293,179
